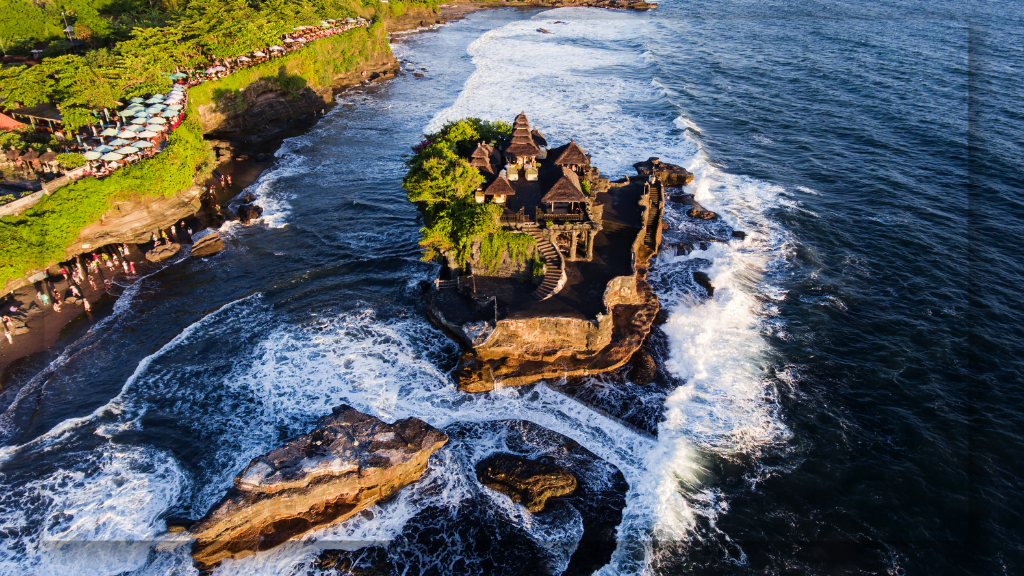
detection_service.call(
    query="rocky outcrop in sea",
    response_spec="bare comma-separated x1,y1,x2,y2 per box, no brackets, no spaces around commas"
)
188,405,448,570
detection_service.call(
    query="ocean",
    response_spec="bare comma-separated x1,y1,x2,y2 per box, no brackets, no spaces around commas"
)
1,1,1021,574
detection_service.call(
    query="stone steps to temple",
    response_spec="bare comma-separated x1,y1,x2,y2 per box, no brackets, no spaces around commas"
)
524,229,565,301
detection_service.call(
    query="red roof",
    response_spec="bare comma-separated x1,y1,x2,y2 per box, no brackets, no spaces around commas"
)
0,113,26,131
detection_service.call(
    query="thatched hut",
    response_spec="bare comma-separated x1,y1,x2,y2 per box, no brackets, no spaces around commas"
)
541,166,587,214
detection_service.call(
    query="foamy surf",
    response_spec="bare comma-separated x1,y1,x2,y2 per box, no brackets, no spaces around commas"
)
0,7,800,575
423,5,793,567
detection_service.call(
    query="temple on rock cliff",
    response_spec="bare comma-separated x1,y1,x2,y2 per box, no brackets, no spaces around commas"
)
427,110,681,392
433,110,667,320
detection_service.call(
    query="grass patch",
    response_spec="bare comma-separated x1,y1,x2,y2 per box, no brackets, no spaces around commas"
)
188,23,390,114
0,116,213,288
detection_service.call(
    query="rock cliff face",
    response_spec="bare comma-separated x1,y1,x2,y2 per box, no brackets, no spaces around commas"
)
70,187,202,258
189,405,448,570
450,180,664,393
195,53,399,148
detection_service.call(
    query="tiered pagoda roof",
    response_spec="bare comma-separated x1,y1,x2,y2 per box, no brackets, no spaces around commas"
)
541,166,587,204
469,141,498,177
553,139,588,166
505,111,542,158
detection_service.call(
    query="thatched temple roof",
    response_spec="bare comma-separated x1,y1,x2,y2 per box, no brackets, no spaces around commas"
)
541,166,587,203
553,139,587,166
484,175,515,196
506,111,541,157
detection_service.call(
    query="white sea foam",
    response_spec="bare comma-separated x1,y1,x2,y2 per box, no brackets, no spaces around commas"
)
425,5,792,568
0,8,796,575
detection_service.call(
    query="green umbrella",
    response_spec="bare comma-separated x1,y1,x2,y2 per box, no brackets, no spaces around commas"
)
147,105,166,112
126,125,145,132
137,130,158,138
132,140,154,148
100,152,124,161
83,151,102,160
115,146,139,155
145,124,166,132
118,109,136,117
167,105,182,111
100,127,119,136
129,97,145,103
168,72,187,79
148,117,167,124
160,110,178,117
134,111,150,118
131,117,148,125
108,138,130,146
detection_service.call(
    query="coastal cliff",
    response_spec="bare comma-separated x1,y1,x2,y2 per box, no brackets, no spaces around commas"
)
70,187,202,256
427,168,668,392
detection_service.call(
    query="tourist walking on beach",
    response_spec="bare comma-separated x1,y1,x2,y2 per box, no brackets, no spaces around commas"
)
129,262,136,276
53,300,61,313
84,298,91,313
88,275,97,290
4,326,11,345
122,261,129,274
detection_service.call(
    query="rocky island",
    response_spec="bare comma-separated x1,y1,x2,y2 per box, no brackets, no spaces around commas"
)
406,113,695,391
187,405,448,570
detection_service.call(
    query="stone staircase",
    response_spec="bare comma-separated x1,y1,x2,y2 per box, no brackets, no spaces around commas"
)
643,183,662,248
525,229,565,301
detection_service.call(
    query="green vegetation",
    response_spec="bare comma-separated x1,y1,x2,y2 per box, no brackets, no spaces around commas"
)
581,179,591,196
55,152,86,169
403,118,515,270
0,0,435,111
0,116,212,287
188,20,389,112
477,230,536,274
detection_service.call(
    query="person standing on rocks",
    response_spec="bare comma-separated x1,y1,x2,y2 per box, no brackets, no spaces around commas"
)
4,326,11,345
88,275,97,291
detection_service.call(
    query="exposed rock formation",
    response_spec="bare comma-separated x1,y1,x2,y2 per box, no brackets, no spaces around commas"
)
687,199,718,220
627,348,657,384
237,203,263,225
316,420,629,576
70,187,203,256
145,242,180,263
476,453,577,513
634,157,694,186
190,228,223,258
189,405,448,570
693,271,715,297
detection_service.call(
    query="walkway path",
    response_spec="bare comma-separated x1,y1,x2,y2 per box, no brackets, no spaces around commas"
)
524,229,565,301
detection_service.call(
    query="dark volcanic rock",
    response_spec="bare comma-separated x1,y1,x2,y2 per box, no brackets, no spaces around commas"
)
189,405,448,570
693,271,715,297
634,156,694,186
317,421,629,576
627,349,657,385
732,230,746,240
237,203,263,225
669,193,695,204
687,199,718,220
239,192,256,204
476,453,577,513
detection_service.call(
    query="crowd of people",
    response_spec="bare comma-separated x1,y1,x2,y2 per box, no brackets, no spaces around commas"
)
1,244,139,346
174,17,369,86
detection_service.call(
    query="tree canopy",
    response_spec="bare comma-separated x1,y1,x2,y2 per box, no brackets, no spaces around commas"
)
403,118,513,268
